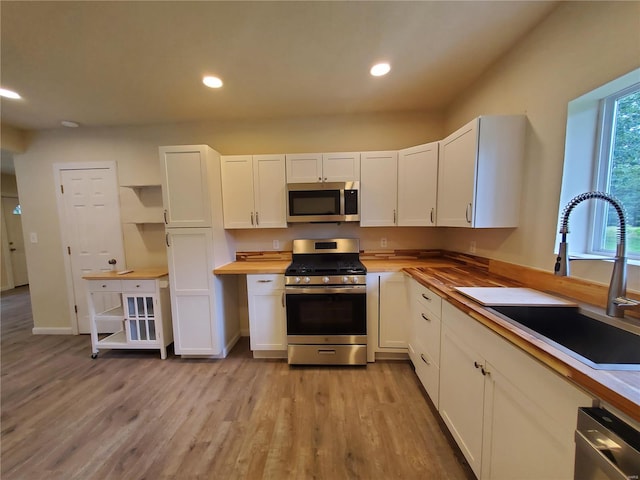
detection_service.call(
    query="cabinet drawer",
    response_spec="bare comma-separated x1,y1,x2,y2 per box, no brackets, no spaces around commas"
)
122,279,156,293
247,274,285,293
413,305,441,365
87,279,122,292
414,282,442,318
409,340,440,408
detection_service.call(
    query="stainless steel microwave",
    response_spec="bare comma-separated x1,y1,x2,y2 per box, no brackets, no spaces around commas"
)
286,181,360,223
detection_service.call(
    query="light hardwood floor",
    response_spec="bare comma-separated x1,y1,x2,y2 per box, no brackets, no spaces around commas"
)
1,286,474,479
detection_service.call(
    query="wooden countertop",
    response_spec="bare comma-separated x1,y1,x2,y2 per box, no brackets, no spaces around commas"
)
404,265,640,423
213,253,639,421
82,267,169,280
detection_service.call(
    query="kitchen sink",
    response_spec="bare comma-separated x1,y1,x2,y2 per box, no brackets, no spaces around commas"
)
488,306,640,371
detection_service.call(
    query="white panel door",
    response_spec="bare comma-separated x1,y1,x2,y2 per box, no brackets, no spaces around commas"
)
166,228,218,355
285,153,322,183
160,146,212,228
398,142,439,226
1,197,29,286
360,151,398,227
322,152,360,182
247,275,286,351
59,167,125,333
253,155,286,228
378,272,409,349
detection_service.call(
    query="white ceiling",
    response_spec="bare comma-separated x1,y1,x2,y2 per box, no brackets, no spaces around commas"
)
0,1,558,133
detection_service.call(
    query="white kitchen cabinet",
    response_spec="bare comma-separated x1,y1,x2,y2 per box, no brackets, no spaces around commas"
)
407,278,442,407
366,272,409,359
160,145,216,228
360,151,398,227
397,142,439,226
247,274,286,354
285,152,360,183
220,154,286,229
439,300,593,479
160,144,238,359
85,271,173,359
437,115,525,228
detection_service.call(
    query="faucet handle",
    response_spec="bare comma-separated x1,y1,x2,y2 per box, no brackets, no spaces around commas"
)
613,297,640,310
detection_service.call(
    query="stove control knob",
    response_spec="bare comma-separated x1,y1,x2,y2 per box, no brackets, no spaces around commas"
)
303,276,311,284
322,276,330,284
351,276,359,284
342,276,349,284
294,277,301,284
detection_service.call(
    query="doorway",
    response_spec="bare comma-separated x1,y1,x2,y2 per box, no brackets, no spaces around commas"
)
1,196,29,288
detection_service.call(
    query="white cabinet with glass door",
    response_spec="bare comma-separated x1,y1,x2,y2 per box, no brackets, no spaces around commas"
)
360,151,398,227
285,152,360,183
437,115,525,228
220,154,286,229
397,142,439,226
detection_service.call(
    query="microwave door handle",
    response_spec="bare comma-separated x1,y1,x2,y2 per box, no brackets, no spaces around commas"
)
340,188,345,216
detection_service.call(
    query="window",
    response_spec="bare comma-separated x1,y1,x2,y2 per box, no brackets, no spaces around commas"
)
592,84,640,259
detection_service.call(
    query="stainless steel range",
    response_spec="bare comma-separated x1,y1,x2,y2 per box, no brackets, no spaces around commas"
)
285,238,367,365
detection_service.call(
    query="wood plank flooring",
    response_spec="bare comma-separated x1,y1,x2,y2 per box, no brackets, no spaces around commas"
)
1,286,474,479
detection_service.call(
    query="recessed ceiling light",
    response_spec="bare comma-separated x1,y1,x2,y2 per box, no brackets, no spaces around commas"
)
203,76,223,88
61,120,80,128
0,88,21,99
370,63,391,77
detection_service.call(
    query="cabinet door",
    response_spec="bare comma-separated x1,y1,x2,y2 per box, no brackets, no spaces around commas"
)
439,320,485,478
285,153,323,183
398,142,438,226
166,228,219,355
253,155,287,228
160,145,213,228
247,275,286,351
378,272,409,349
436,119,478,227
322,152,360,182
360,151,398,227
220,155,256,229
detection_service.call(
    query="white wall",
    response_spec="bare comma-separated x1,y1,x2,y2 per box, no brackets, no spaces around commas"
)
15,111,443,330
442,1,640,292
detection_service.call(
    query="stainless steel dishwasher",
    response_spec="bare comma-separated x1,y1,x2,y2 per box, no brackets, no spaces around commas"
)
575,407,640,479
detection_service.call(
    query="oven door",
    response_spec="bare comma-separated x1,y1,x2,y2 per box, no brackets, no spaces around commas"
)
285,286,366,344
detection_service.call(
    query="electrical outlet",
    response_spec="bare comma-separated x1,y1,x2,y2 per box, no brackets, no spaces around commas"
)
273,239,279,250
380,237,387,248
469,240,477,254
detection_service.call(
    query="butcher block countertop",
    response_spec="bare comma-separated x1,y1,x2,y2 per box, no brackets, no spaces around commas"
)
82,267,169,280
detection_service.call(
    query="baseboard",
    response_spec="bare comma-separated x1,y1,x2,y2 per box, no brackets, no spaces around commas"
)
32,327,75,335
222,331,241,357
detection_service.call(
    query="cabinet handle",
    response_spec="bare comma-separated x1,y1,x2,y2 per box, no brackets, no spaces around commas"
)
281,292,285,307
474,361,482,369
481,366,490,376
165,233,170,247
258,279,273,283
318,176,322,182
135,284,140,288
421,293,431,302
421,313,431,322
250,212,254,225
163,210,168,225
430,208,435,224
323,177,327,182
420,354,430,365
101,284,107,288
465,203,472,223
255,212,259,226
393,209,397,224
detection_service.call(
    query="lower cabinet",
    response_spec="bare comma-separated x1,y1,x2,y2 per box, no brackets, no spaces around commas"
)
247,274,286,353
439,300,594,480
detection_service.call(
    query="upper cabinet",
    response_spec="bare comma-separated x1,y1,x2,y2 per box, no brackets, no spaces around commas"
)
221,154,287,229
286,152,360,183
360,151,398,227
437,115,526,228
159,145,217,228
398,142,439,227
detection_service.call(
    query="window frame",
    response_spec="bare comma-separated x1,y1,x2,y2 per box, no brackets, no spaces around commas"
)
590,82,640,260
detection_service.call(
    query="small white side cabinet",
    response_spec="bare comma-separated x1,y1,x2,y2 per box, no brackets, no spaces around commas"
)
438,300,593,479
437,115,526,228
285,152,360,183
360,151,399,227
84,269,173,359
246,274,286,355
220,154,286,229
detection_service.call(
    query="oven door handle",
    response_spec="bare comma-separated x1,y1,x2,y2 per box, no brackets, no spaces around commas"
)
285,286,366,295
